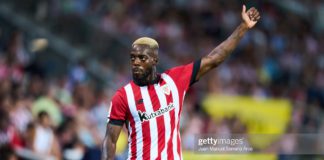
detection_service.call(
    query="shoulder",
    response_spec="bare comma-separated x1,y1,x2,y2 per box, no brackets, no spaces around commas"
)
111,84,130,103
114,81,134,96
162,59,201,88
163,62,196,81
164,62,194,75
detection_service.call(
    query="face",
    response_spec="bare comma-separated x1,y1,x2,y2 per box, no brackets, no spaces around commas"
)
130,44,158,82
40,114,52,127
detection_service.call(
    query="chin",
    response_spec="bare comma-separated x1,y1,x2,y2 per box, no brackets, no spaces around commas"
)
132,74,143,80
133,75,145,83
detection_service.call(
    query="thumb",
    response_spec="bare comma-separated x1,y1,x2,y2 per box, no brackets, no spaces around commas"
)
242,5,246,14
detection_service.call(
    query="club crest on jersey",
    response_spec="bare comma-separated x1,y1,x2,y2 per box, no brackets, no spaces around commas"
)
161,84,171,95
138,103,175,122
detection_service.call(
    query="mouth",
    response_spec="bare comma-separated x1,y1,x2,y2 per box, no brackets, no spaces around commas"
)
132,68,143,75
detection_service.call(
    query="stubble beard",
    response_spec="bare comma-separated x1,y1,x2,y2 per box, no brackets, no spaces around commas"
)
133,69,152,85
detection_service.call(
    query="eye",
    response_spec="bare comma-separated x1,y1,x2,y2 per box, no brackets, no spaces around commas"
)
130,55,135,61
139,55,147,61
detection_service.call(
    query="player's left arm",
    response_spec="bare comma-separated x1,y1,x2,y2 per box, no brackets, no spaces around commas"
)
195,5,261,80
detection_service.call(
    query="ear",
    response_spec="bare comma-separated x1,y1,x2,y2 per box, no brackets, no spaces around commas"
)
152,49,159,65
153,57,159,65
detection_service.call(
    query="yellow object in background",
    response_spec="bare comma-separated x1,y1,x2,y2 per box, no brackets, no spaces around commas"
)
116,130,128,154
202,95,292,149
183,152,277,160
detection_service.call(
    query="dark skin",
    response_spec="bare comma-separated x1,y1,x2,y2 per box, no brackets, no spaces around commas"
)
130,44,159,86
101,45,159,160
102,6,260,160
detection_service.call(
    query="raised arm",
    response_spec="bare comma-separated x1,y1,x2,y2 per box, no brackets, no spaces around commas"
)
101,123,123,160
195,5,261,80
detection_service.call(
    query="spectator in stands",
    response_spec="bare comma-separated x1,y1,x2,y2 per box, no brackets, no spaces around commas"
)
32,83,63,127
0,109,23,149
26,111,61,160
56,117,85,160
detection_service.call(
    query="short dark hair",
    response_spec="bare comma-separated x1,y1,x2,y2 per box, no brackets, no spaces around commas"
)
38,110,49,120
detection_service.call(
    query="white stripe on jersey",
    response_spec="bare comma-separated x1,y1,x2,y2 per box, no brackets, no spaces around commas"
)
140,86,158,160
106,102,113,123
182,91,186,107
154,83,171,160
161,73,181,160
125,84,143,160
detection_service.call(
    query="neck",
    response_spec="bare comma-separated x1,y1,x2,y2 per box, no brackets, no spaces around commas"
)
147,67,157,82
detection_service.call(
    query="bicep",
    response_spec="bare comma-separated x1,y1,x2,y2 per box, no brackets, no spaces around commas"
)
102,123,123,160
196,56,217,80
196,24,249,80
105,123,123,143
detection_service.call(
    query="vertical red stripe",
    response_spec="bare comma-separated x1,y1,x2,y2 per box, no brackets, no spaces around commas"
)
164,88,175,160
131,83,151,160
176,82,185,159
129,113,137,160
177,92,184,160
123,87,137,160
177,121,182,160
148,85,165,160
167,109,175,160
156,116,165,160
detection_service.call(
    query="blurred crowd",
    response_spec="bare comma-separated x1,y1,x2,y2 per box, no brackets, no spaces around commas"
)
0,0,324,159
0,31,108,159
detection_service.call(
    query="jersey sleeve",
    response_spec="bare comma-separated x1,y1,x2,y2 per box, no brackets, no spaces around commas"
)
107,89,128,126
164,59,201,91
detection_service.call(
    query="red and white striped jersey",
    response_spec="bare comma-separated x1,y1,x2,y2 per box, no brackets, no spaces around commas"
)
108,60,200,160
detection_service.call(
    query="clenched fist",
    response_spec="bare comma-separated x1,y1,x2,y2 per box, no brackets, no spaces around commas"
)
242,5,261,28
